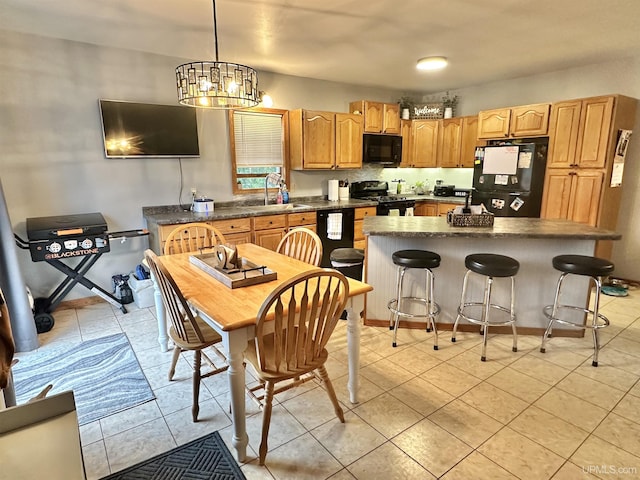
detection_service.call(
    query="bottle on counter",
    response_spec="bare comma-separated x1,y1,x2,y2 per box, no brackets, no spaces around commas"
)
282,186,289,204
276,187,284,204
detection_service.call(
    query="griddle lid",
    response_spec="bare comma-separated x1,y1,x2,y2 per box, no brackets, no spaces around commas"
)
26,213,108,240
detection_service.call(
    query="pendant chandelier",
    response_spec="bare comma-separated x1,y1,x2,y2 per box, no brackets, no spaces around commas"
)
176,0,259,109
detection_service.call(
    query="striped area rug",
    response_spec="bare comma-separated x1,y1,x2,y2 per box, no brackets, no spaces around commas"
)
13,333,154,425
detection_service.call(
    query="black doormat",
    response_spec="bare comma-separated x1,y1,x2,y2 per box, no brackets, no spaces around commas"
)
101,431,246,480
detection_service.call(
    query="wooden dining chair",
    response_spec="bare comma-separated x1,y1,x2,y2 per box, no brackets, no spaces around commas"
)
144,249,228,422
163,223,226,255
244,269,349,465
276,227,323,267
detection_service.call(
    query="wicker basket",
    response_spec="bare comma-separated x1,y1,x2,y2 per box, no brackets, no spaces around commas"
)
447,211,495,227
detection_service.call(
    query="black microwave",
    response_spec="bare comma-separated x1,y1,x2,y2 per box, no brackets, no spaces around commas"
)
363,134,402,166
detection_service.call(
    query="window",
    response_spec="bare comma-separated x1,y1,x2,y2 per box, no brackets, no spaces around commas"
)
229,108,289,194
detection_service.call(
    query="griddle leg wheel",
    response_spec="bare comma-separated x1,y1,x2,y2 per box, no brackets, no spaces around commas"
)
34,312,55,334
120,305,127,314
34,297,50,313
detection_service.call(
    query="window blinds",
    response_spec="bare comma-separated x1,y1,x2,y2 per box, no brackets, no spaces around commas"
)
233,111,284,167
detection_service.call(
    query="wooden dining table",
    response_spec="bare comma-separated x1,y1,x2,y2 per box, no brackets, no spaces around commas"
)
156,243,373,462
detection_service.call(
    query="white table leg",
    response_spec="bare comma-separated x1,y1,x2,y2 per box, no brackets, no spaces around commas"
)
345,294,363,404
150,270,169,352
223,328,249,463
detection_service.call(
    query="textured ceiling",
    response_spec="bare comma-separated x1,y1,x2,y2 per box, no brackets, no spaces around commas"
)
2,0,640,94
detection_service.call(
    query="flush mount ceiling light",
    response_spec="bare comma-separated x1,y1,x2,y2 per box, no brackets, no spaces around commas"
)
416,56,448,71
176,0,259,109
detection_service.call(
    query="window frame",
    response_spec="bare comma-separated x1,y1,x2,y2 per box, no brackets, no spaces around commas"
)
228,107,290,195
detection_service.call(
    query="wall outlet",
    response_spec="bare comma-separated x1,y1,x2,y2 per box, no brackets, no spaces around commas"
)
190,187,197,197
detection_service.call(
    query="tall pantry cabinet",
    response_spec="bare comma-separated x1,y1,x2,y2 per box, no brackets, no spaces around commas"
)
540,95,637,258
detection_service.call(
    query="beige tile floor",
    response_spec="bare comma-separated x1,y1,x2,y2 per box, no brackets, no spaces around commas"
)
14,288,640,479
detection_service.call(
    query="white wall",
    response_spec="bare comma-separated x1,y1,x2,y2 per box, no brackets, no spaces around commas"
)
2,28,639,302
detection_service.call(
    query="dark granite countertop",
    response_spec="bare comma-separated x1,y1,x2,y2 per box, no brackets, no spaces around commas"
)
363,216,622,240
404,194,466,203
142,197,378,226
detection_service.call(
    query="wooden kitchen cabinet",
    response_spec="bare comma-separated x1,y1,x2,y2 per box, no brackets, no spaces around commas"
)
541,94,637,257
477,103,550,139
287,212,317,232
438,117,462,168
252,214,287,251
349,100,400,134
547,97,614,169
354,206,376,250
158,218,251,252
437,115,482,168
408,120,439,168
437,202,460,217
210,218,252,246
290,109,363,170
414,201,437,216
400,119,413,167
541,170,604,226
383,103,401,134
460,115,482,168
335,113,364,169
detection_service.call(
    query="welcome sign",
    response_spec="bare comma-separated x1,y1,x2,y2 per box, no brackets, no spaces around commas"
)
412,102,444,119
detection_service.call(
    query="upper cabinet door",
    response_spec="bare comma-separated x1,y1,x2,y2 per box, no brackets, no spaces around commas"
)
335,113,364,169
363,101,383,133
383,103,401,134
509,103,550,137
547,101,582,169
412,120,439,168
400,120,413,167
575,96,614,169
477,108,511,139
302,110,335,169
460,115,481,168
438,118,463,168
477,103,550,139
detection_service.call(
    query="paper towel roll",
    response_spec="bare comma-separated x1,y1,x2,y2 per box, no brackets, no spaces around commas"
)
328,179,339,201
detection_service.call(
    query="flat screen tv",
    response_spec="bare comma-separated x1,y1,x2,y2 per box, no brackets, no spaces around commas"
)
99,99,200,158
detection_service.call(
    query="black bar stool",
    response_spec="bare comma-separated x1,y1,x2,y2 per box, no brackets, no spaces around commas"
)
541,254,613,367
452,253,519,361
387,250,441,350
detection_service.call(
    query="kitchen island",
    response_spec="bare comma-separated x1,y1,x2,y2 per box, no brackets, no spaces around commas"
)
363,216,621,335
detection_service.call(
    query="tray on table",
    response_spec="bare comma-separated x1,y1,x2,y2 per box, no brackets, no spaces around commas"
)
189,253,277,288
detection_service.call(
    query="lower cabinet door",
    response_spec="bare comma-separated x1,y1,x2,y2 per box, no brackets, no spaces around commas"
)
224,232,252,246
253,228,286,251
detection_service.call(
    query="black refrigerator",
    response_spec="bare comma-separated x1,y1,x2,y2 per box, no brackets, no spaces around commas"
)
471,138,548,217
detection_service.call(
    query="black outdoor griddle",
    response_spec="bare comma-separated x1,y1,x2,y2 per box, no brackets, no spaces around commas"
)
15,212,148,333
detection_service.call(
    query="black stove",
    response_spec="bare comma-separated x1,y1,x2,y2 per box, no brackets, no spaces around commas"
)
351,181,415,215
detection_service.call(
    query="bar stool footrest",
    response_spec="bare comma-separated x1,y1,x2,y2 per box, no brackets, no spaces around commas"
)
542,304,609,330
388,297,441,320
457,302,517,327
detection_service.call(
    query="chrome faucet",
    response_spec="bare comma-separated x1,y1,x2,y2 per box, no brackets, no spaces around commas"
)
264,172,282,205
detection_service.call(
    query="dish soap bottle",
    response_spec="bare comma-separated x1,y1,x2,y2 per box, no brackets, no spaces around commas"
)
281,186,289,204
276,186,284,204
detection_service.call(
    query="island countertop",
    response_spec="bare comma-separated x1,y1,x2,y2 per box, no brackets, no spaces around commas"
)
363,216,621,240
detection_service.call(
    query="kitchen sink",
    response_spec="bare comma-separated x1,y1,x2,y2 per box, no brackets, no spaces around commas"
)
246,203,312,212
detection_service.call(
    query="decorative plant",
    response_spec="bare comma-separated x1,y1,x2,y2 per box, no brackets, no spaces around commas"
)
398,96,416,111
442,91,459,110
